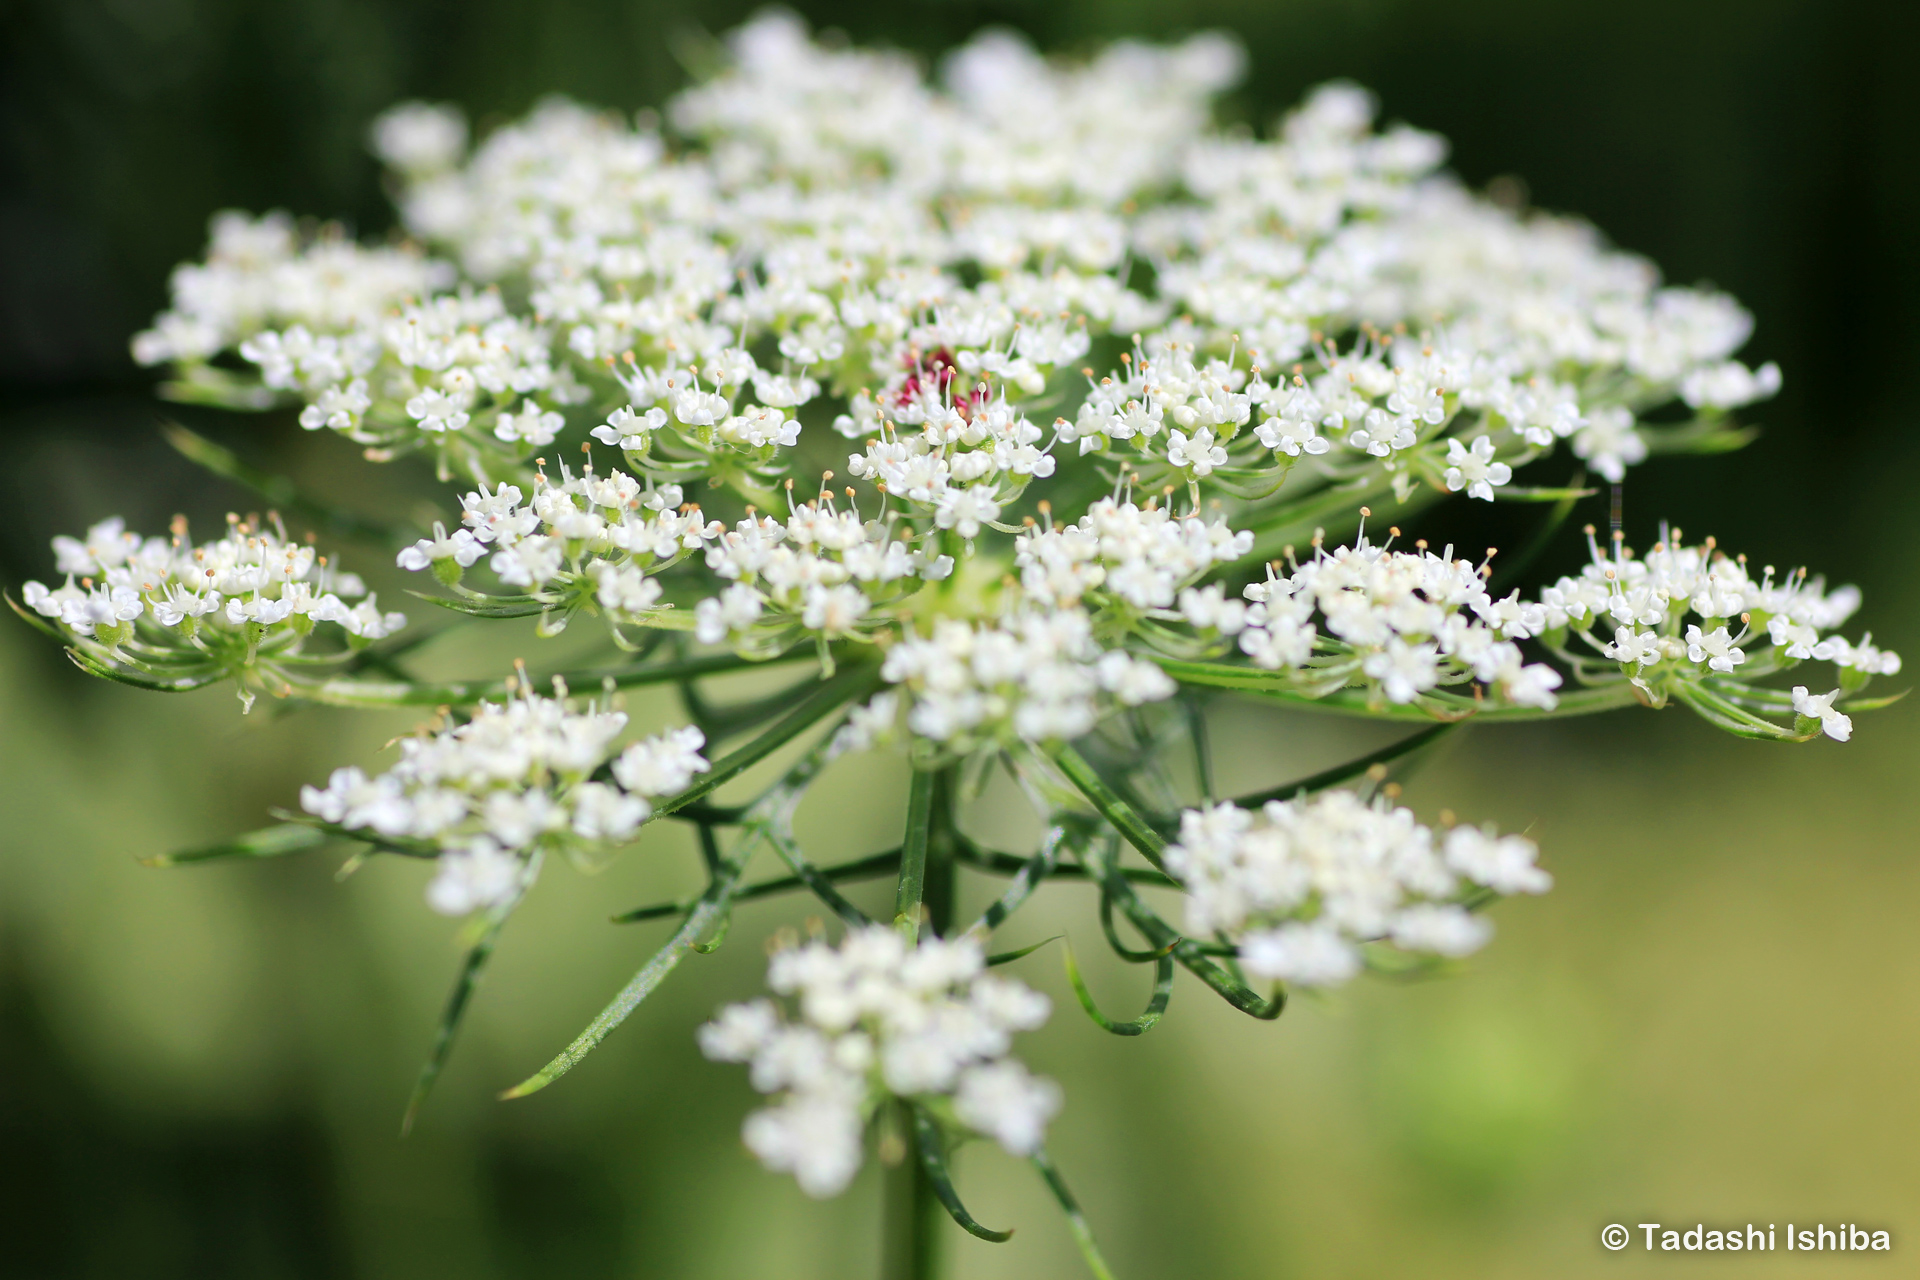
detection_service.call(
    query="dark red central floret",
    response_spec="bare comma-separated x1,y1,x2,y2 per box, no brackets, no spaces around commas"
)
896,347,985,415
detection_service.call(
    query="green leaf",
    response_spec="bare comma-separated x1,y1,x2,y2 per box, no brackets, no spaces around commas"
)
403,905,514,1135
1080,840,1283,1021
1231,722,1459,808
1098,891,1176,963
965,824,1071,939
1491,484,1599,502
766,829,872,927
505,691,864,1098
66,648,226,692
409,590,550,619
143,822,329,868
1030,1148,1117,1280
304,647,822,709
1051,744,1169,871
985,936,1062,967
1063,942,1173,1036
1839,689,1910,713
910,1105,1013,1243
162,421,407,545
5,590,66,641
501,863,744,1099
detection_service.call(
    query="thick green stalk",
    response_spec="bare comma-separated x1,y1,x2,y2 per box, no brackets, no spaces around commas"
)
884,768,960,1279
882,1098,944,1280
895,768,936,942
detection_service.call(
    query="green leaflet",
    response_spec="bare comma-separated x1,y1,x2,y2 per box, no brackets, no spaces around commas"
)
503,676,869,1098
409,590,550,619
1030,1148,1117,1280
1063,941,1174,1036
910,1105,1013,1243
162,421,407,546
1230,721,1460,809
1051,745,1168,871
766,828,873,927
142,822,328,867
984,936,1062,967
66,648,226,692
964,824,1070,939
611,848,901,924
305,646,828,709
403,901,516,1135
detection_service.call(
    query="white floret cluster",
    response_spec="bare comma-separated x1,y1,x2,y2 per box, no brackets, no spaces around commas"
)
299,676,709,915
1163,791,1550,987
131,210,451,370
1543,529,1900,731
23,514,402,649
880,608,1175,747
1014,495,1253,613
699,926,1059,1198
397,460,717,620
1232,531,1564,709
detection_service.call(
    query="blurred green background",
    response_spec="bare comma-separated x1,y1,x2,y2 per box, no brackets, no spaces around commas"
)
2,0,1916,1276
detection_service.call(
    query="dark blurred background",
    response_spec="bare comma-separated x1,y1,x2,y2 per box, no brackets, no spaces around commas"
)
2,2,1916,1277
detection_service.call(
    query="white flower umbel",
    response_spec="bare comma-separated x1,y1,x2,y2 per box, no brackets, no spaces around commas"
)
1228,525,1562,711
1163,790,1549,986
298,673,705,915
22,513,402,705
1542,526,1899,733
700,926,1058,1198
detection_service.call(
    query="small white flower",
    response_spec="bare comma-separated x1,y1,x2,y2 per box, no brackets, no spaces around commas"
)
1791,686,1852,742
1442,435,1512,501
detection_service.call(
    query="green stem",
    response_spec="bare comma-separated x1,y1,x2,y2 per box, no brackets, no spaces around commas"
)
302,648,822,709
896,769,936,943
882,1098,944,1280
1051,745,1168,871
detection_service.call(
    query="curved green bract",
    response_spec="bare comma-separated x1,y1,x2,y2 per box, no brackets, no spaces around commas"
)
1064,942,1173,1036
910,1105,1013,1243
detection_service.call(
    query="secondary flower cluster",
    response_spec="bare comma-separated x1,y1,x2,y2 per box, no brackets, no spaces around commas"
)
880,607,1175,748
1164,790,1550,987
699,926,1059,1198
1542,529,1899,733
299,675,709,915
1231,530,1564,709
22,514,402,676
398,460,716,629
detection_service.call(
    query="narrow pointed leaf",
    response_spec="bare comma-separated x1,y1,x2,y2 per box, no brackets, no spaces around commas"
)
163,422,408,545
6,591,66,640
1030,1148,1117,1280
965,825,1069,939
410,591,550,619
67,648,226,692
403,908,512,1135
767,829,872,926
1063,942,1173,1036
1098,892,1176,963
143,822,328,868
1051,744,1168,871
1231,722,1459,808
985,936,1062,967
910,1105,1013,1243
